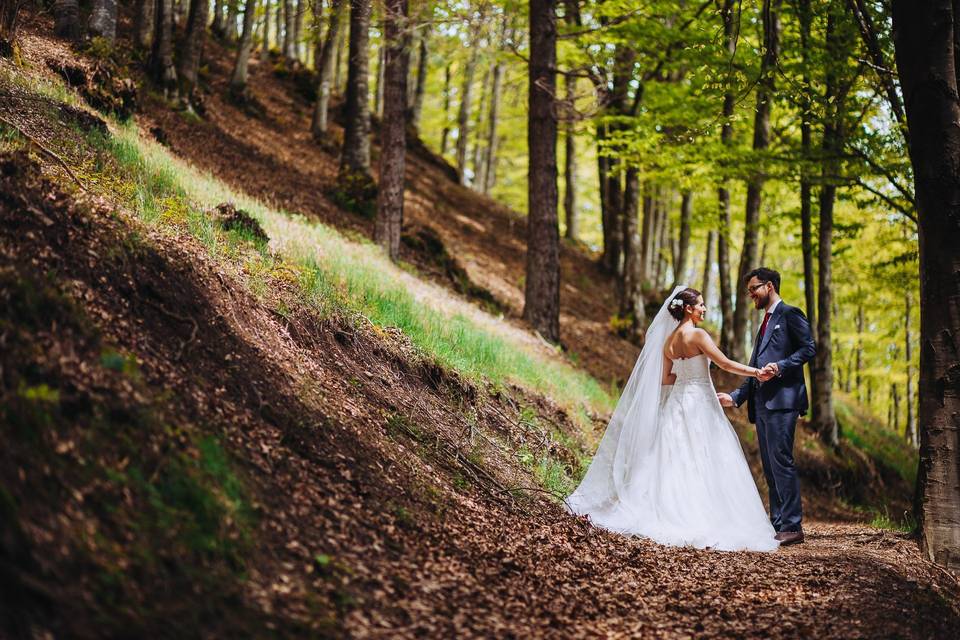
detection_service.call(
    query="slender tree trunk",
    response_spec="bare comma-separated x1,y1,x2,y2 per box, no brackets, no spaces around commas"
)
294,0,305,60
440,64,452,156
702,230,715,306
335,22,346,92
905,288,917,447
639,186,654,286
226,0,240,41
655,196,669,289
471,65,491,186
229,0,259,97
563,72,577,239
374,0,408,260
151,0,178,100
311,0,345,137
892,382,901,433
619,169,644,332
523,0,560,343
797,0,817,334
135,0,155,48
674,191,692,287
212,0,225,36
856,300,864,401
340,0,372,175
177,0,210,109
456,47,478,184
410,25,430,130
374,44,385,117
283,0,296,59
261,0,271,58
483,59,504,194
731,0,781,361
717,0,737,354
88,0,118,41
597,123,613,270
54,0,81,40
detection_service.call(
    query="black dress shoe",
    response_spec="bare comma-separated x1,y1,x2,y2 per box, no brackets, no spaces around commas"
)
775,530,805,545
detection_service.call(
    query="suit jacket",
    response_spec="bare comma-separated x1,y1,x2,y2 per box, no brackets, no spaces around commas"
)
729,301,817,423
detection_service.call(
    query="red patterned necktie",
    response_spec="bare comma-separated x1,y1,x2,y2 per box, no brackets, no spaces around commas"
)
760,311,772,337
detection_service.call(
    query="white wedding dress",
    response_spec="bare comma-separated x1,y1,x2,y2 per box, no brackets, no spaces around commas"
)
567,287,778,552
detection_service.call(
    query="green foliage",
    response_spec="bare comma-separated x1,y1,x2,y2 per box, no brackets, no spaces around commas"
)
329,169,378,218
835,396,918,488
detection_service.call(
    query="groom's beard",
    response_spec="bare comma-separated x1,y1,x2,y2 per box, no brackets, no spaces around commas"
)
753,294,770,309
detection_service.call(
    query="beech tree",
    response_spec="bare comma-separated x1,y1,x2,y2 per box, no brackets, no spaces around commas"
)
88,0,117,41
311,0,346,138
523,0,560,343
229,0,259,99
340,0,372,178
150,0,178,99
53,0,80,40
178,0,210,110
374,0,409,260
891,0,960,570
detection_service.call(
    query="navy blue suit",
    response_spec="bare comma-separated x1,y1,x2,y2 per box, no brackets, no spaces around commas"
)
730,301,816,533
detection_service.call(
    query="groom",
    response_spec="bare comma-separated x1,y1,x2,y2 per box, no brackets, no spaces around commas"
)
717,267,816,545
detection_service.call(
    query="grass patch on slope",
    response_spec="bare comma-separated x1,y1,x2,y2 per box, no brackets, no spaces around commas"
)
835,394,918,487
85,121,613,425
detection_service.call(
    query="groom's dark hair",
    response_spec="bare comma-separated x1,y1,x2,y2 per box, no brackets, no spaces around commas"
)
745,267,781,293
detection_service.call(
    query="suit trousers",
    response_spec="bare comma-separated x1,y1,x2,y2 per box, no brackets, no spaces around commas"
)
755,403,803,532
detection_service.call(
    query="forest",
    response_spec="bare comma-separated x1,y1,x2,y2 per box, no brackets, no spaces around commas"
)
0,0,958,636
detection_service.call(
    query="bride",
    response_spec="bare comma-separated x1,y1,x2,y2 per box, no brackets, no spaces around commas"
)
567,286,779,552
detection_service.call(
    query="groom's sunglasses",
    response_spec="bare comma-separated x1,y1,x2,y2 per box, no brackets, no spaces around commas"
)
746,282,770,294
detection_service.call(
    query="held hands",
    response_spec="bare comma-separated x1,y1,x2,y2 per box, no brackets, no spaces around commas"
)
755,362,779,383
717,392,734,407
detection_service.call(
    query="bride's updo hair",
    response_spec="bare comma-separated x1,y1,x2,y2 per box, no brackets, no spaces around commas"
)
668,287,702,321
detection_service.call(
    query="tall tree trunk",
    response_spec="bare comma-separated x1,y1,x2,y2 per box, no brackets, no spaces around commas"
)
717,0,737,354
597,122,613,270
456,47,479,184
905,288,917,447
523,0,560,343
212,0,225,36
374,0,408,260
135,0,155,48
374,43,385,117
151,0,178,100
229,0,258,97
674,191,692,287
340,0,371,174
655,196,669,289
563,72,577,239
311,0,345,138
483,58,504,194
812,4,854,447
88,0,118,41
410,25,430,130
226,0,240,41
619,169,644,333
892,382,900,433
797,0,817,334
702,230,715,306
54,0,81,40
294,0,305,60
856,300,864,402
283,0,296,59
639,186,654,287
335,23,346,92
261,0,272,59
178,0,210,109
471,65,492,186
731,0,781,361
440,64,452,156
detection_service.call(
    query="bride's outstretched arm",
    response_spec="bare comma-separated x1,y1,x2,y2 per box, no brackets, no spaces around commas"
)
692,330,760,378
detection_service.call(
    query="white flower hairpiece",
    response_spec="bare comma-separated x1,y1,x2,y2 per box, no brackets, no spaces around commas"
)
669,299,683,309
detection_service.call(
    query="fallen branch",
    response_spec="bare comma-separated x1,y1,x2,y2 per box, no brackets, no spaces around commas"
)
0,114,86,191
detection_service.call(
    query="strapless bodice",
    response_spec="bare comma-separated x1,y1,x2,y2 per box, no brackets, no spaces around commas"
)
670,354,712,384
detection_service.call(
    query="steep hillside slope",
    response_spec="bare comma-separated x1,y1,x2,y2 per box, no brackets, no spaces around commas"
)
1,18,954,639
